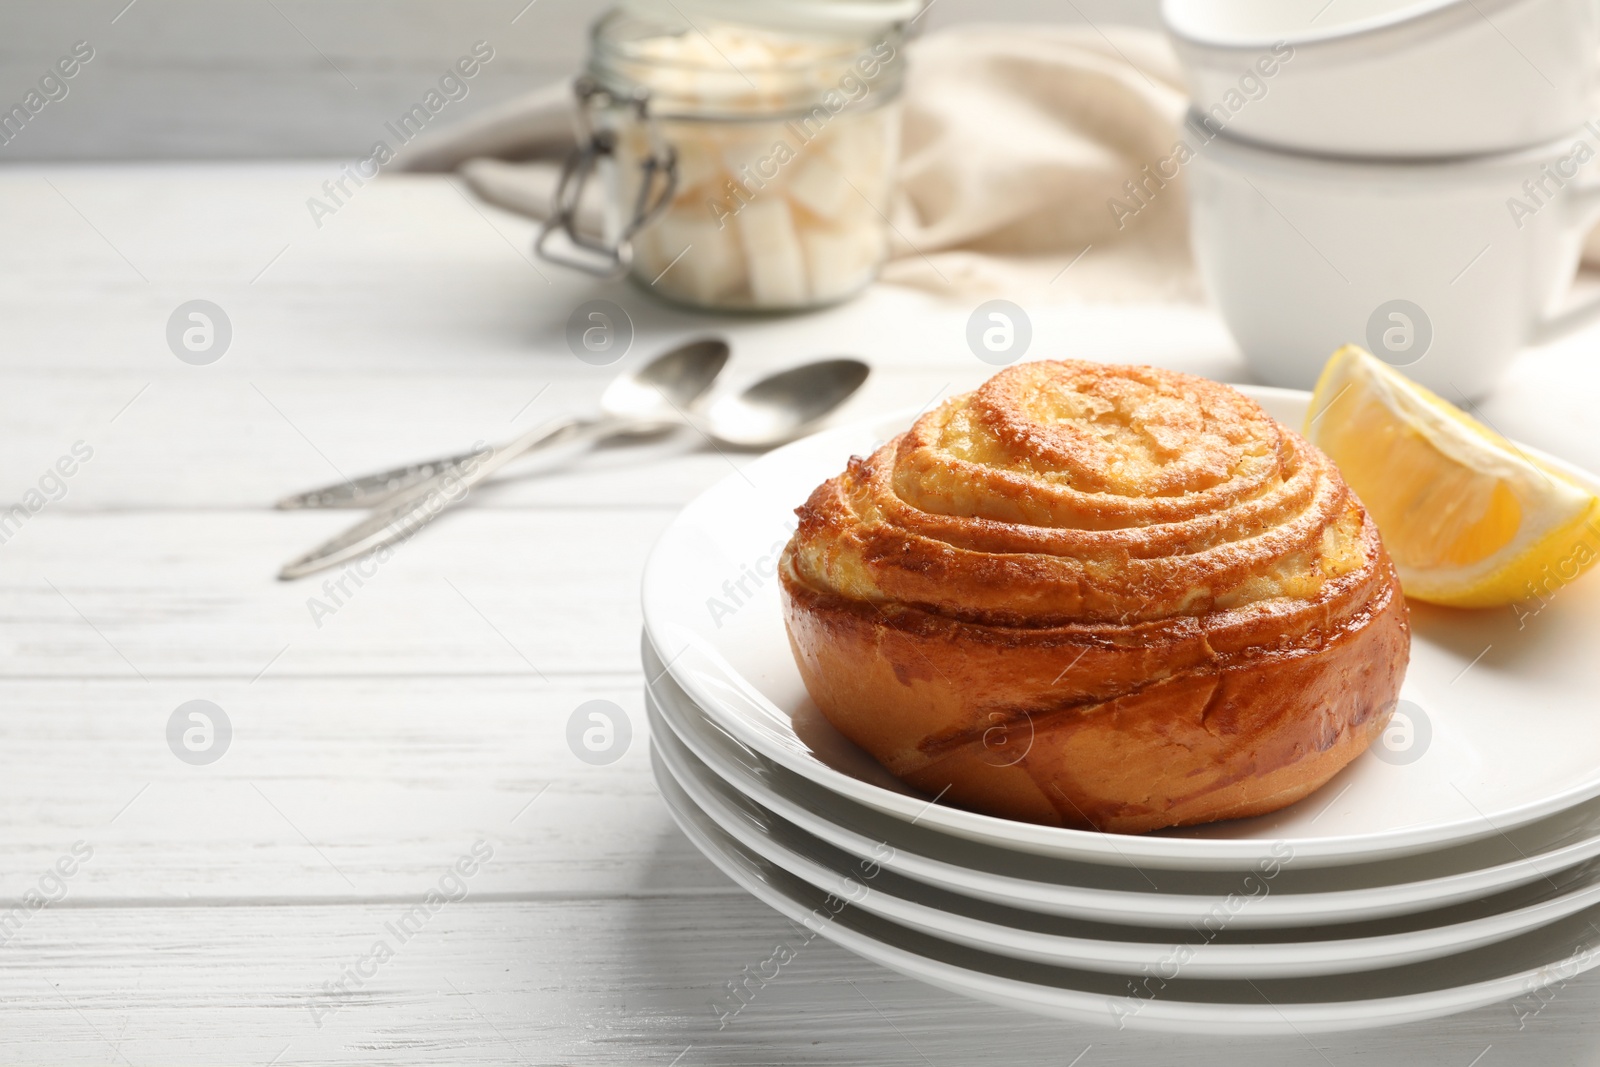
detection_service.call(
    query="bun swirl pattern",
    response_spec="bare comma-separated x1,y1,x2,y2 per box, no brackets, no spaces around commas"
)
779,361,1410,834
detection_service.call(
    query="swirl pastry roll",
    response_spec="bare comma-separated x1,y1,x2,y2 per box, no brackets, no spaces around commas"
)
779,361,1410,834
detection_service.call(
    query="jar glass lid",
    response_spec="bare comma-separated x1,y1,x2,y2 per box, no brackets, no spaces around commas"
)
592,3,908,117
621,0,922,33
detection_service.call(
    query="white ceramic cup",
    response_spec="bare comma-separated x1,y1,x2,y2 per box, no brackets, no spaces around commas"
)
1163,0,1600,158
1187,120,1600,398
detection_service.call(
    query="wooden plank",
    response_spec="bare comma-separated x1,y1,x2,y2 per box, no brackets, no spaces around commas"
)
0,676,738,902
0,896,1589,1065
0,509,668,677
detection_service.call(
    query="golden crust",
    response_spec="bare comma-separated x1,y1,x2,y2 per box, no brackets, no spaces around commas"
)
779,361,1411,834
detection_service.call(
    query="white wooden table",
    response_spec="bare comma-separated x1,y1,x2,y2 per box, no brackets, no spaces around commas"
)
5,162,1600,1065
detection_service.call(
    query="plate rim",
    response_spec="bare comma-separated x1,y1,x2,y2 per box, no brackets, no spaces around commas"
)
651,736,1600,1035
640,639,1600,927
649,694,1600,980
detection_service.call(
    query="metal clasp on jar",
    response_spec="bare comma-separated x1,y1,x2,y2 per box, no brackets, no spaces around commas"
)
534,75,678,278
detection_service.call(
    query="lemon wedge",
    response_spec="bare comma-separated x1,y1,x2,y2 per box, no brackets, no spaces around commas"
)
1305,345,1600,607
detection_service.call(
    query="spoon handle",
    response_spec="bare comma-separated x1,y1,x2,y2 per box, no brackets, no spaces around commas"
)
275,445,494,511
277,415,624,581
275,414,604,511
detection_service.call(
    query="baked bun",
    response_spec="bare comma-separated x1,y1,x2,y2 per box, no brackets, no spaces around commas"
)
779,361,1409,834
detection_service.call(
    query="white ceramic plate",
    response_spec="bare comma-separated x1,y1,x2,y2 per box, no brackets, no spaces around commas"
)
652,701,1600,979
646,636,1600,928
652,741,1600,1034
640,388,1600,871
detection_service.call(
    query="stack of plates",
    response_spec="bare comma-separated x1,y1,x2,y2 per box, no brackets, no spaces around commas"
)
640,388,1600,1035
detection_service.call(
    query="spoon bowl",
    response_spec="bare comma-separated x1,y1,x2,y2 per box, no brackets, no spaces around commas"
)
601,336,730,429
704,358,871,448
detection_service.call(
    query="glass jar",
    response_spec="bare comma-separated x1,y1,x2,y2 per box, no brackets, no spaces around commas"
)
537,4,908,311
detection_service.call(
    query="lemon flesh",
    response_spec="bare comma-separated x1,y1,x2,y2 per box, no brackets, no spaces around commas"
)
1306,345,1600,608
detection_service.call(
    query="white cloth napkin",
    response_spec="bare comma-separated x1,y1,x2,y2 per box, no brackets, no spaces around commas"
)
396,23,1600,303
